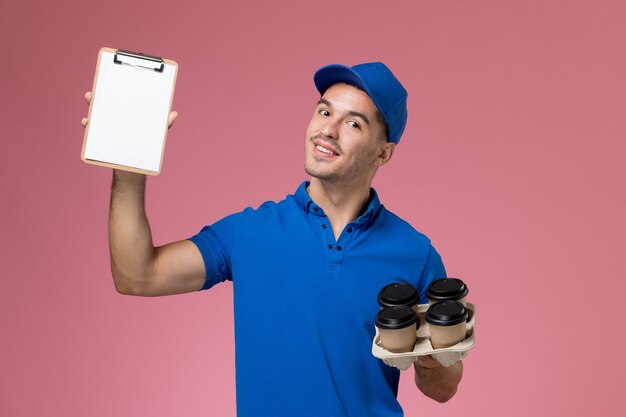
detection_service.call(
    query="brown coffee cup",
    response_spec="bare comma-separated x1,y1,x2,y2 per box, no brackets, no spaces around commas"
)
375,306,418,353
377,282,419,314
425,301,468,349
426,278,469,306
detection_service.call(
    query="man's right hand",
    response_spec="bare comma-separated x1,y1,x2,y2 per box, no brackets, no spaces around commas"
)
80,91,179,128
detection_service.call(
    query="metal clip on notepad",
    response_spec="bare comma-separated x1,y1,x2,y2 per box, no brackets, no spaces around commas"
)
113,49,165,73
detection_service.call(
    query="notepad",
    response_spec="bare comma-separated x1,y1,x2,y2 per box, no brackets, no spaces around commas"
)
81,47,178,175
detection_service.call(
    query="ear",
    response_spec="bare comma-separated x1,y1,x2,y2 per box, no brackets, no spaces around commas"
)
376,142,395,166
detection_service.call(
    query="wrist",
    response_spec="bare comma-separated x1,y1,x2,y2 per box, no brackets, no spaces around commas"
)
112,169,146,190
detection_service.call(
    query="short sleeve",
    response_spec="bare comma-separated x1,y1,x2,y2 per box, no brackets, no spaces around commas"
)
417,244,447,304
187,211,242,291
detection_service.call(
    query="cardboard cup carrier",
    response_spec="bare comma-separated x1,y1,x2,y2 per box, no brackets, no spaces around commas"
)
372,279,476,370
373,302,475,370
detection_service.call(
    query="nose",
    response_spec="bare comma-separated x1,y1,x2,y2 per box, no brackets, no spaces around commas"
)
320,118,339,140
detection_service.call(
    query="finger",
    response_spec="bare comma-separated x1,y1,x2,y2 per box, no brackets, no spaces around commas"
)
81,117,88,127
167,111,179,129
85,91,92,104
415,355,441,369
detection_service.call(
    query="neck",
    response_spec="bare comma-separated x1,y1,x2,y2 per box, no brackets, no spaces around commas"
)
307,177,372,239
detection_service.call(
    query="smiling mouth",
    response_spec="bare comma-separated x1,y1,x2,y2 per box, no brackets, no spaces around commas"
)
315,144,338,155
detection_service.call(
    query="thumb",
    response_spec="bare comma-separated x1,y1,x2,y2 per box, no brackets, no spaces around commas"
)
415,355,441,369
168,111,179,129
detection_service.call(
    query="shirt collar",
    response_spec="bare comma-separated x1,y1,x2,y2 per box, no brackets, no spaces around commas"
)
293,181,382,223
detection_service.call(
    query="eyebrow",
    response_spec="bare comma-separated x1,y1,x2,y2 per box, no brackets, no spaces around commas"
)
317,98,371,126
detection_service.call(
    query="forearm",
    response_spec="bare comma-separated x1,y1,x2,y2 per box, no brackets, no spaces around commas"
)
108,169,155,294
414,359,463,403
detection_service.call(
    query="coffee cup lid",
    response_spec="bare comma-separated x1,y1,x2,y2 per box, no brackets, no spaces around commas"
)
377,282,419,308
426,278,469,302
375,306,419,330
425,301,468,326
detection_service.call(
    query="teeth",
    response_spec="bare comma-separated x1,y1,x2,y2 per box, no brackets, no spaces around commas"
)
316,145,334,155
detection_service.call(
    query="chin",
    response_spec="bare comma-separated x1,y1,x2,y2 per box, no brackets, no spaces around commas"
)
304,164,338,183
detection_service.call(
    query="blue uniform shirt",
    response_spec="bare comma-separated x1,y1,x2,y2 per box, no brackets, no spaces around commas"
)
188,181,446,417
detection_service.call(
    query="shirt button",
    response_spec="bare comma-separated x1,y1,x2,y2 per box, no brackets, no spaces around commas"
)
347,227,352,233
328,244,333,249
336,245,342,251
313,207,319,212
322,224,327,229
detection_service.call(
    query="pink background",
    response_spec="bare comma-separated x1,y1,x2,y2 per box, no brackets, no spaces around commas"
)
1,0,625,416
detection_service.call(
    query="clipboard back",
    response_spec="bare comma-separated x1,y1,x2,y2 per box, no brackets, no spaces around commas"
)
81,47,178,175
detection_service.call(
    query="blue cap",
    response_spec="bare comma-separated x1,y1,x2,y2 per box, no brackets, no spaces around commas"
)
313,62,408,144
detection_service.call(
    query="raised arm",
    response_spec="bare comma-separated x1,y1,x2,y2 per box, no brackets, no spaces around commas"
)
107,170,206,296
82,92,205,296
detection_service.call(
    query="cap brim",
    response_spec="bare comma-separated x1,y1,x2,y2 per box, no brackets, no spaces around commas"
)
313,64,375,100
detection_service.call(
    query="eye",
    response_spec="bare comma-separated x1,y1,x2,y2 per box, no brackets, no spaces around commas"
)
347,120,361,130
319,109,330,117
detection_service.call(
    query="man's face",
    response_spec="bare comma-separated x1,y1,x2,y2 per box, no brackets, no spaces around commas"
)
304,83,392,185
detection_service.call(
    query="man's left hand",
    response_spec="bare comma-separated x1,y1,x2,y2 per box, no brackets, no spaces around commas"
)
413,355,463,403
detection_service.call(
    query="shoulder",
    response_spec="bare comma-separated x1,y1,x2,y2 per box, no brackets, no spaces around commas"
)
376,206,433,248
237,193,299,222
244,192,296,213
